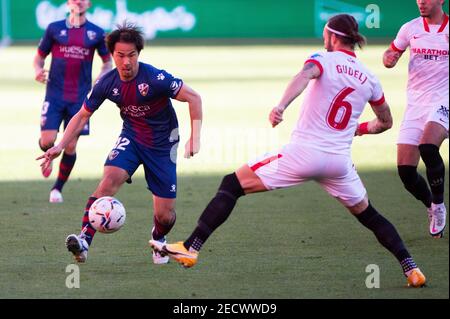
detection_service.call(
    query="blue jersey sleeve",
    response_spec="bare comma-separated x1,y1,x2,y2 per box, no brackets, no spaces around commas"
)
83,78,107,113
97,31,110,61
152,69,184,98
37,24,54,57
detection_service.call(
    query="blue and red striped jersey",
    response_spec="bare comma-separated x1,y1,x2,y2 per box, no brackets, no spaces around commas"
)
38,19,110,103
84,62,183,151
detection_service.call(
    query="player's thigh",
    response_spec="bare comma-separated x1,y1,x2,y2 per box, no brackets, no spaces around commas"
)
40,99,64,133
246,144,310,192
318,159,367,208
397,144,420,166
235,164,267,194
94,166,130,197
141,148,177,199
397,116,426,166
421,104,449,146
40,130,58,146
420,122,448,146
104,135,141,180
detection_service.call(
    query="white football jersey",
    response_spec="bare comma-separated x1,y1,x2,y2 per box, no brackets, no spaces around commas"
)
391,15,449,120
290,50,385,155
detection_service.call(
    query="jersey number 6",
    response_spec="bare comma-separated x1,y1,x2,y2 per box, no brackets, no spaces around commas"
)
326,87,355,130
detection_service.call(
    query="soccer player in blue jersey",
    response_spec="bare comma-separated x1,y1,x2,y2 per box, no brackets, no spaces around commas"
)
37,22,203,264
33,0,112,203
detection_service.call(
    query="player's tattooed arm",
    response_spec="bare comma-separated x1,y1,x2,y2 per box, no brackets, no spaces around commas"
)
269,62,321,127
356,101,393,136
383,47,403,68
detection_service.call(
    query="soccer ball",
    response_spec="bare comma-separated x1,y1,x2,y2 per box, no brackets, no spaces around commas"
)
88,196,126,233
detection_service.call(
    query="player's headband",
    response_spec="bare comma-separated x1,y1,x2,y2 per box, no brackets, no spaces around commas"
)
325,24,350,38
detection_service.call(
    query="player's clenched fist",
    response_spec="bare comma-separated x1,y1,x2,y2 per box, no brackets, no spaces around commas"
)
383,51,400,69
184,137,200,158
35,68,49,84
269,106,285,127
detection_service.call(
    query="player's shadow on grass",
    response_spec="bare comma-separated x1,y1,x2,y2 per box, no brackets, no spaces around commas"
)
0,169,448,299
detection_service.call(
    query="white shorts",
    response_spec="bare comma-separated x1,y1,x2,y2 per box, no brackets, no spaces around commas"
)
248,143,367,207
398,103,449,145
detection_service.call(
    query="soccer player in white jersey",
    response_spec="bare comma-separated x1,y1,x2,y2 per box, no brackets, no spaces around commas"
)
383,0,448,238
151,14,426,287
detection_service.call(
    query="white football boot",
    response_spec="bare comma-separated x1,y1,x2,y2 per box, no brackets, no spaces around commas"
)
49,189,63,203
65,234,89,263
150,227,169,264
429,203,447,238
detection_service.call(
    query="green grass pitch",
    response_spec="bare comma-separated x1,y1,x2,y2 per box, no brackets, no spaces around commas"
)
0,45,448,298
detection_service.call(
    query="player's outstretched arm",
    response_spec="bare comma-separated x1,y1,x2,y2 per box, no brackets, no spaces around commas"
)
269,62,321,127
174,84,203,158
36,107,92,168
383,47,402,69
33,53,48,84
356,101,393,136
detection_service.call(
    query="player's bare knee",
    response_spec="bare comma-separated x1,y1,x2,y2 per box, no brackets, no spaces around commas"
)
38,137,55,151
347,197,369,215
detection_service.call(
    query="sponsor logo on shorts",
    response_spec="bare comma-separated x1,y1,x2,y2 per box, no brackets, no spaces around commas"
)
108,150,120,161
40,116,47,127
170,184,176,192
157,73,165,81
437,105,449,120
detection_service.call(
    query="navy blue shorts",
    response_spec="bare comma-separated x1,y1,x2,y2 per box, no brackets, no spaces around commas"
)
40,98,90,135
105,135,177,198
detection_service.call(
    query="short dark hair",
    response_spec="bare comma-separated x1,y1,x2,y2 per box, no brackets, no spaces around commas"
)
327,14,366,49
106,22,144,54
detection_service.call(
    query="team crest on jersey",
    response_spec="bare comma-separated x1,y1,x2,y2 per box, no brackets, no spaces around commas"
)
170,80,182,94
59,30,67,37
157,73,165,81
108,150,120,161
138,83,149,96
87,30,97,40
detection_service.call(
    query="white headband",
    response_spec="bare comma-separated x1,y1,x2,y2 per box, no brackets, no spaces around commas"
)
325,24,350,37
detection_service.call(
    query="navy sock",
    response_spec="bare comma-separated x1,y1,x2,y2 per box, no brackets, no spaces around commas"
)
53,152,77,192
152,213,176,241
185,173,245,251
356,203,412,265
81,196,97,246
419,144,445,204
398,165,432,208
